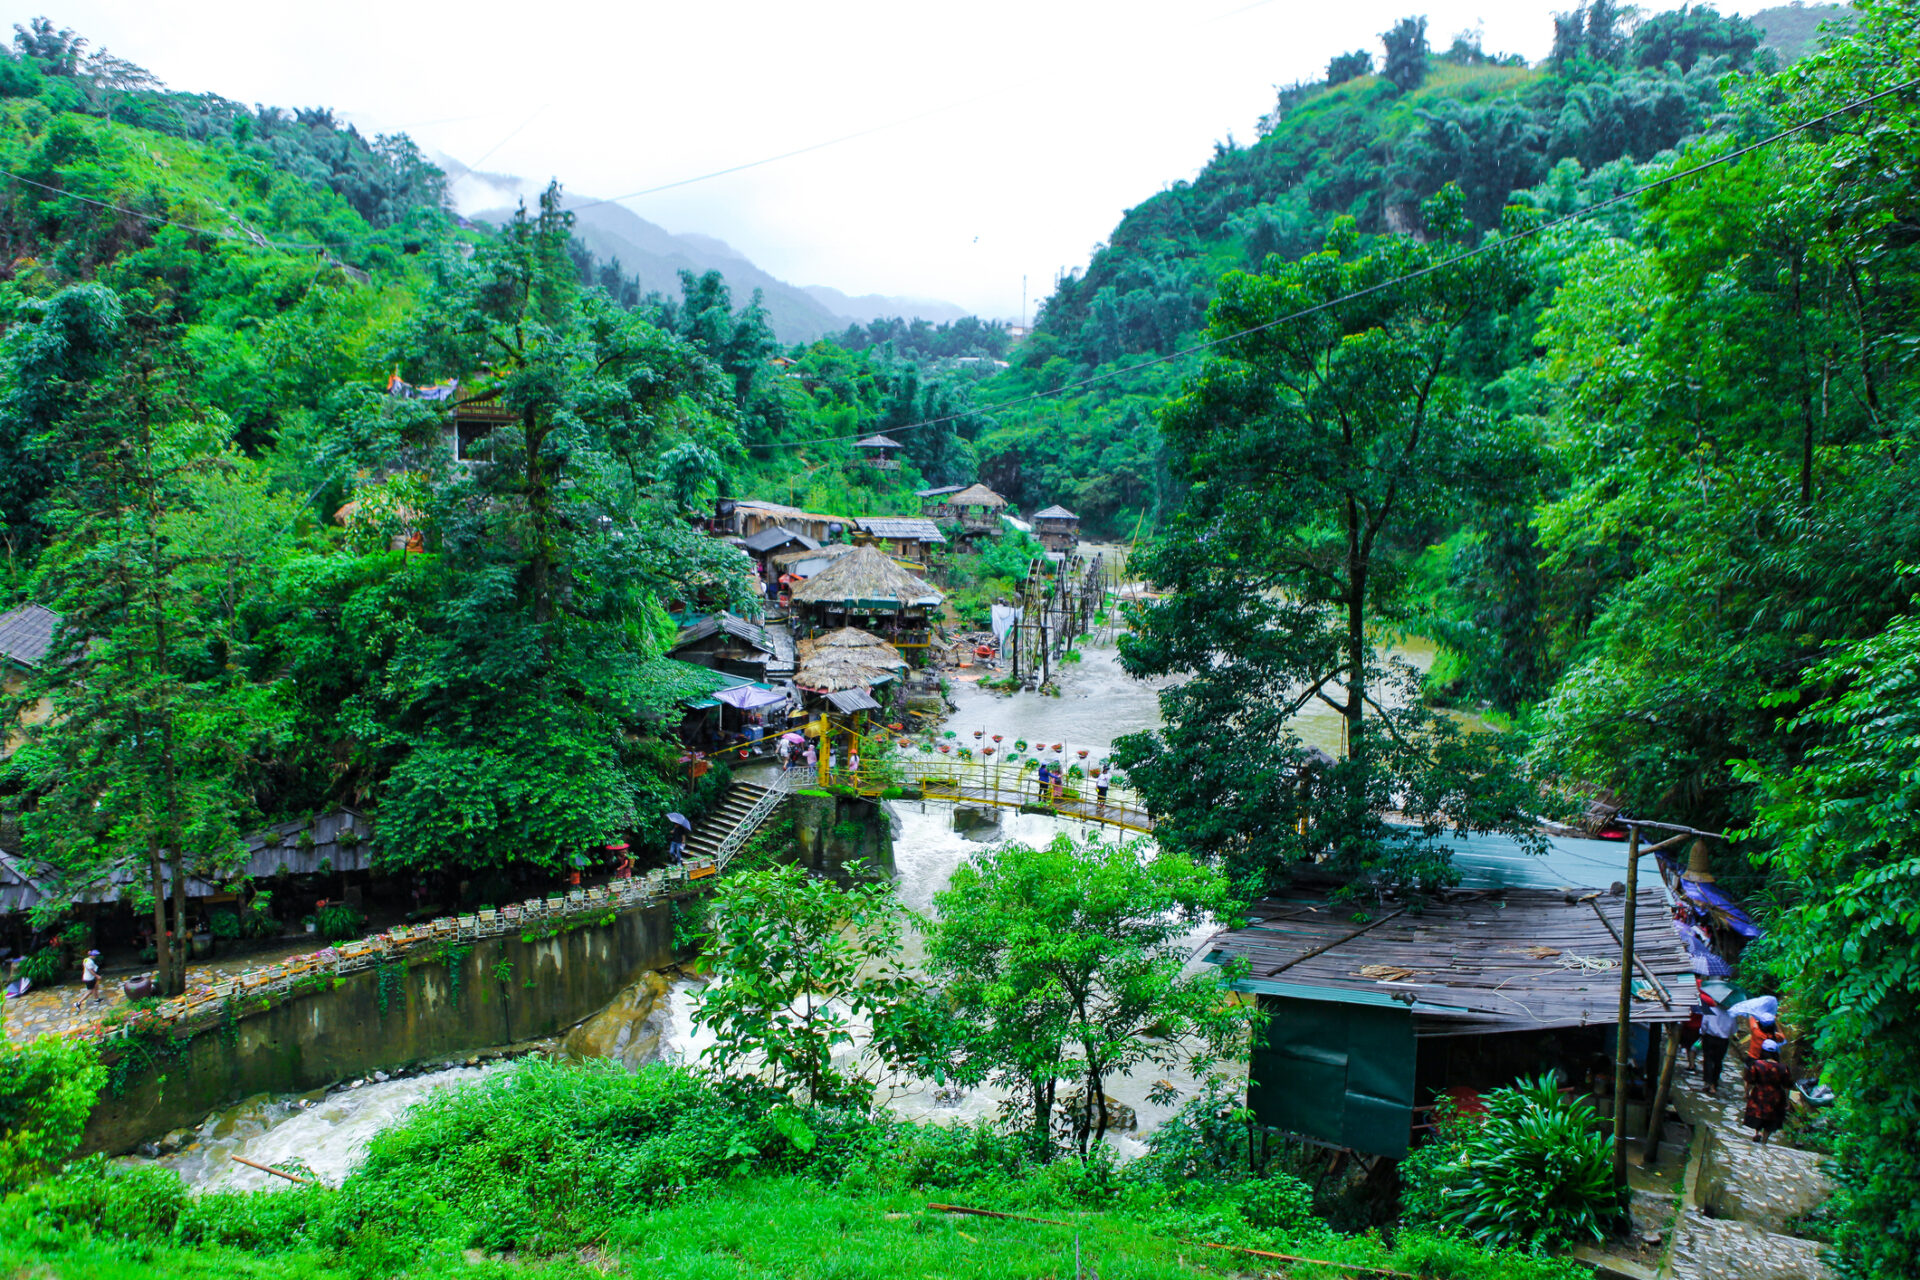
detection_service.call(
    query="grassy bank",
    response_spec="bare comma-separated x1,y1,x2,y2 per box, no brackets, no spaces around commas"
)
1,1059,1590,1280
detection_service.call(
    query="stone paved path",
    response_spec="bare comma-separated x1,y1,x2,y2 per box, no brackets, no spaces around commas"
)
1663,1057,1835,1280
5,936,336,1045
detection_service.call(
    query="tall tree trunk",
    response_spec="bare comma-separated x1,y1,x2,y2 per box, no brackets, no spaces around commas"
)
148,841,170,992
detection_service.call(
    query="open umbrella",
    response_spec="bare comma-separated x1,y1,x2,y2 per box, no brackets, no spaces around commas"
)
782,733,805,745
666,813,693,831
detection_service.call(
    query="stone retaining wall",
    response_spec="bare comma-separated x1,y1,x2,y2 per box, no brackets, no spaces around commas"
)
82,898,681,1154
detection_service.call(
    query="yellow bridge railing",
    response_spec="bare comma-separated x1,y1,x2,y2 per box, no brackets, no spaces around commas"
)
792,754,1155,837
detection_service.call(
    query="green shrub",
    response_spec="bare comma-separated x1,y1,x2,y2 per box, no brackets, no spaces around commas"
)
0,1038,106,1191
6,1155,187,1239
314,904,365,941
15,945,63,986
1401,1076,1615,1251
210,911,242,942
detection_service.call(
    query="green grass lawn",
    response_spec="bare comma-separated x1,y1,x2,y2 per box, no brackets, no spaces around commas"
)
1,1180,1270,1280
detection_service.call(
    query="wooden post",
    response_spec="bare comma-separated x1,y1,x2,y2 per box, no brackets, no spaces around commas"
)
1612,825,1640,1199
1642,1027,1682,1166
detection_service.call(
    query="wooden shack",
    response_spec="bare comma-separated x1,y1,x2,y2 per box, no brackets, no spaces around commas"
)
739,526,820,596
667,612,790,681
853,434,904,471
731,500,848,545
793,627,906,725
852,516,946,563
790,544,943,655
923,483,1009,538
1204,884,1693,1157
0,602,58,757
1030,504,1080,554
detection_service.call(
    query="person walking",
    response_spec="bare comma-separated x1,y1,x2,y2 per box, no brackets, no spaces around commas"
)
1743,1041,1791,1144
665,820,687,867
1698,996,1734,1097
1095,768,1110,810
1036,761,1052,802
804,740,818,773
72,950,101,1012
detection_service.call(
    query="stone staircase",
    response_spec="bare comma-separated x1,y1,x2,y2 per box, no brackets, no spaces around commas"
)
1661,1082,1835,1280
682,778,790,869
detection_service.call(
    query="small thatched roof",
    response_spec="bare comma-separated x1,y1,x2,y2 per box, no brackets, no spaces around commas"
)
791,544,942,607
945,483,1007,509
795,627,906,692
796,626,897,659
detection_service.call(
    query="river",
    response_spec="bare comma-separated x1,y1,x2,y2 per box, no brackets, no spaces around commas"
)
138,626,1438,1188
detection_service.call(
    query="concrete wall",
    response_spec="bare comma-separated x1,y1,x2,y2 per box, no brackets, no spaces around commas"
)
790,791,896,881
82,899,680,1154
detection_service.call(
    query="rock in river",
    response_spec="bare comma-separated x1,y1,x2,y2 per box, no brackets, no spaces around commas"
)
562,970,674,1071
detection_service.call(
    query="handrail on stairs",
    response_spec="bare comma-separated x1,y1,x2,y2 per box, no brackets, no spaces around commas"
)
713,772,797,871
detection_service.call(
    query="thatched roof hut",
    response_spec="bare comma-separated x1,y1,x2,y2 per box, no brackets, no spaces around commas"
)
794,627,907,692
947,483,1007,509
791,544,942,609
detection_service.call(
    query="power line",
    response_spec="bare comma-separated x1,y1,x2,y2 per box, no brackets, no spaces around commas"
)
745,74,1920,452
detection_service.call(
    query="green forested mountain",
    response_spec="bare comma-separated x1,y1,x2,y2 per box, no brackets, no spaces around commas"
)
6,2,1920,1272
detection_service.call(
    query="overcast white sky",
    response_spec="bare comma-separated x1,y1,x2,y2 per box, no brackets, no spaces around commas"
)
35,1,1780,318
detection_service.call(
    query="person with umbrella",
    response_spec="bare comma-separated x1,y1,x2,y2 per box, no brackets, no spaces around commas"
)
665,812,692,866
781,732,805,772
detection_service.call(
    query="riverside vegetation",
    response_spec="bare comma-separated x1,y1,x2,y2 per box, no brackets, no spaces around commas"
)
3,2,1919,1276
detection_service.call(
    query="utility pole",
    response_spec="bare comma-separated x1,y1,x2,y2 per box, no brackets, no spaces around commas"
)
1610,820,1724,1201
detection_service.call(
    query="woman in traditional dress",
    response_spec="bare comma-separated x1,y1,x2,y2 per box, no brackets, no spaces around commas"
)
1743,1040,1792,1144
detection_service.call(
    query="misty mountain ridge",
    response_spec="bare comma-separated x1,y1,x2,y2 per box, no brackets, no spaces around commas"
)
472,195,968,343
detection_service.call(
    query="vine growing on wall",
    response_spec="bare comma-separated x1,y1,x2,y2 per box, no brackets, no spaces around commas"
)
376,958,406,1018
441,944,473,1006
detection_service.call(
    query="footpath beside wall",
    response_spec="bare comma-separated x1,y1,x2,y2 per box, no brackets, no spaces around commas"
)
82,900,679,1154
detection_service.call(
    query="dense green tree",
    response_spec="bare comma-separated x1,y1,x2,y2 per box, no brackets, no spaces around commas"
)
1381,16,1430,94
1327,49,1374,85
1115,189,1543,893
343,186,753,874
694,862,929,1107
11,291,291,994
1739,612,1920,1278
923,834,1249,1154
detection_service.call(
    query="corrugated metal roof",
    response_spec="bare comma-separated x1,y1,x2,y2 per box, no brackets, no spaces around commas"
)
825,688,881,713
1032,504,1078,521
916,484,965,497
671,612,777,655
854,434,904,449
1207,885,1693,1033
853,517,946,544
741,525,819,555
0,603,59,667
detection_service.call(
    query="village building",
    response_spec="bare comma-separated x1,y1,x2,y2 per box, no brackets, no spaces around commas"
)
0,603,58,757
738,526,820,596
727,500,848,545
922,482,1010,539
1030,504,1080,555
853,434,904,471
666,611,794,682
793,627,907,727
1202,836,1695,1159
768,542,857,597
789,544,942,656
851,516,946,564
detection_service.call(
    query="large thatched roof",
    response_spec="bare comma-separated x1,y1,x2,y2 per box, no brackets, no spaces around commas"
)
790,544,942,607
945,483,1007,509
795,627,907,692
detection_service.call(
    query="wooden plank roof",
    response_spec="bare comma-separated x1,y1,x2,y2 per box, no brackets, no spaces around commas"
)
1206,886,1693,1035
